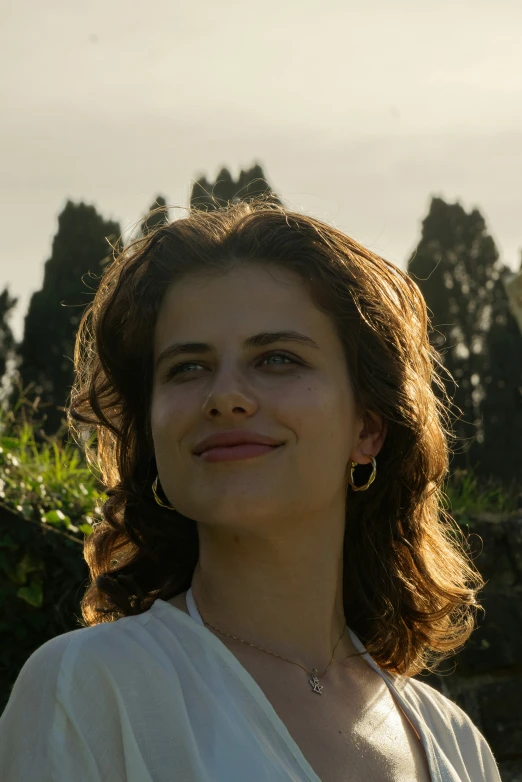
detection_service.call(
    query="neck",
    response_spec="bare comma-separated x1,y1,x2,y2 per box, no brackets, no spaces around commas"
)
191,515,355,673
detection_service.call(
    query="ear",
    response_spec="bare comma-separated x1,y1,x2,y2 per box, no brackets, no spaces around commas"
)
350,411,387,465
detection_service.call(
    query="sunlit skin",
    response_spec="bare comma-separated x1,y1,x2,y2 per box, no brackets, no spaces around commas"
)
150,261,387,673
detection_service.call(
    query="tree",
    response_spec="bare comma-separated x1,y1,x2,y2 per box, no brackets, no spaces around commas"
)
504,255,522,334
12,201,121,437
407,197,521,483
0,287,19,407
480,266,522,483
139,195,170,237
190,162,282,211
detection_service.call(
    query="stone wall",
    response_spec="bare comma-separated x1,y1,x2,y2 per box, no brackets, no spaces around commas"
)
420,513,522,782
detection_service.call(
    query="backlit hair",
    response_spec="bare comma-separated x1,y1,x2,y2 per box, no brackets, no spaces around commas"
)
68,197,483,676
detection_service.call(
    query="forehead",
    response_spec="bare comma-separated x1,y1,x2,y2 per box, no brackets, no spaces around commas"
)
154,263,326,340
164,262,306,302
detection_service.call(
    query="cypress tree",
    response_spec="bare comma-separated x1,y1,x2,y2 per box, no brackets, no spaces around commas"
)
190,162,281,211
139,195,170,237
480,266,522,484
0,287,19,406
504,254,522,334
407,197,516,480
13,200,120,437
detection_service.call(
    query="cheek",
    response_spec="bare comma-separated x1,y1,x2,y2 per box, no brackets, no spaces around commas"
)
290,379,345,419
150,390,191,440
285,383,348,444
298,384,354,452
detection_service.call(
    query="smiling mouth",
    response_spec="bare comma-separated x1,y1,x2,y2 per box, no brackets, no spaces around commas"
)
197,443,283,462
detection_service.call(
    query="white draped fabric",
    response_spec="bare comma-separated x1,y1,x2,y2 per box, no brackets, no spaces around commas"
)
0,586,501,781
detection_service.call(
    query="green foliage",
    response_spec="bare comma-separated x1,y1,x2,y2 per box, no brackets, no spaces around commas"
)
0,386,107,713
442,469,520,524
0,385,106,541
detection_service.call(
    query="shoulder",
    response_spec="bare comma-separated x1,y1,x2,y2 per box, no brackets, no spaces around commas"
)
400,675,479,731
6,625,90,700
8,610,153,706
0,615,156,781
18,612,135,665
394,675,501,778
1,612,158,742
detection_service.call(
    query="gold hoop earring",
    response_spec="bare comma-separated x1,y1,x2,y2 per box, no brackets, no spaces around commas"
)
152,474,176,510
347,455,377,492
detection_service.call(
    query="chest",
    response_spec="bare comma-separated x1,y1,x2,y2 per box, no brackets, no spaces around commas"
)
272,695,431,782
165,596,432,781
232,651,432,782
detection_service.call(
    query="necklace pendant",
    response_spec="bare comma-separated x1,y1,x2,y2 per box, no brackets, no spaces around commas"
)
309,668,324,694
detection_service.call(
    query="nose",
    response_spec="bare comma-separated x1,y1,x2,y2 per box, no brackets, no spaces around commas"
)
202,361,258,416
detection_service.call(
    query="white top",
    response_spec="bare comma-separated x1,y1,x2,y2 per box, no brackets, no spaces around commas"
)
0,586,501,781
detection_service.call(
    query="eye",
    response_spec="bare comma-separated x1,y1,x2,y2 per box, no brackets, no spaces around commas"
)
164,351,300,380
262,352,297,367
164,361,203,379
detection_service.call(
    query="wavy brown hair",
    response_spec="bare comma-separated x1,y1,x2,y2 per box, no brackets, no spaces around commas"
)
68,197,483,676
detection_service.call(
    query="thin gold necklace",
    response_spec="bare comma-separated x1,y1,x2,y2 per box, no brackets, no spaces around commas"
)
193,592,348,695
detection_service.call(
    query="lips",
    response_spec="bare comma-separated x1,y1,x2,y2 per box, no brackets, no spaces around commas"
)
193,430,284,455
198,443,281,462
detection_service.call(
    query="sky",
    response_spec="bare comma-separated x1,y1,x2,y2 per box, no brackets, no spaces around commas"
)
2,0,521,342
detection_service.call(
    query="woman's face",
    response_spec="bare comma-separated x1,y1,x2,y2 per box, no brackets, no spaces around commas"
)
150,262,369,533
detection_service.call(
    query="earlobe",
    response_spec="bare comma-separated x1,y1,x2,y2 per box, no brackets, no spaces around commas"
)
352,414,387,465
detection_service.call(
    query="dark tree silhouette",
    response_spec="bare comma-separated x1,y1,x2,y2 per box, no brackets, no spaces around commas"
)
480,266,522,483
12,201,121,437
190,163,282,211
139,195,170,237
408,196,522,484
504,252,522,334
0,287,19,405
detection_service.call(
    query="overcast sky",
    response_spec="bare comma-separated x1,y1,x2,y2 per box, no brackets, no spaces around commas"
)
2,0,521,342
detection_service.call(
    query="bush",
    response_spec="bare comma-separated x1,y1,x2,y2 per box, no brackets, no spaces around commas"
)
0,382,107,712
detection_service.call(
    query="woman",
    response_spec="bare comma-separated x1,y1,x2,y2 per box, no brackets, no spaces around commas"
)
0,199,501,781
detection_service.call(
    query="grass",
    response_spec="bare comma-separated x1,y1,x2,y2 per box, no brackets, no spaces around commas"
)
443,468,520,519
0,382,107,541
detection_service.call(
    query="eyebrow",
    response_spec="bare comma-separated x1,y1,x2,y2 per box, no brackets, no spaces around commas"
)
155,330,321,372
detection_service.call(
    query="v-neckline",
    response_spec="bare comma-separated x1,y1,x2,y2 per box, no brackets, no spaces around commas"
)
153,597,322,780
152,597,436,782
